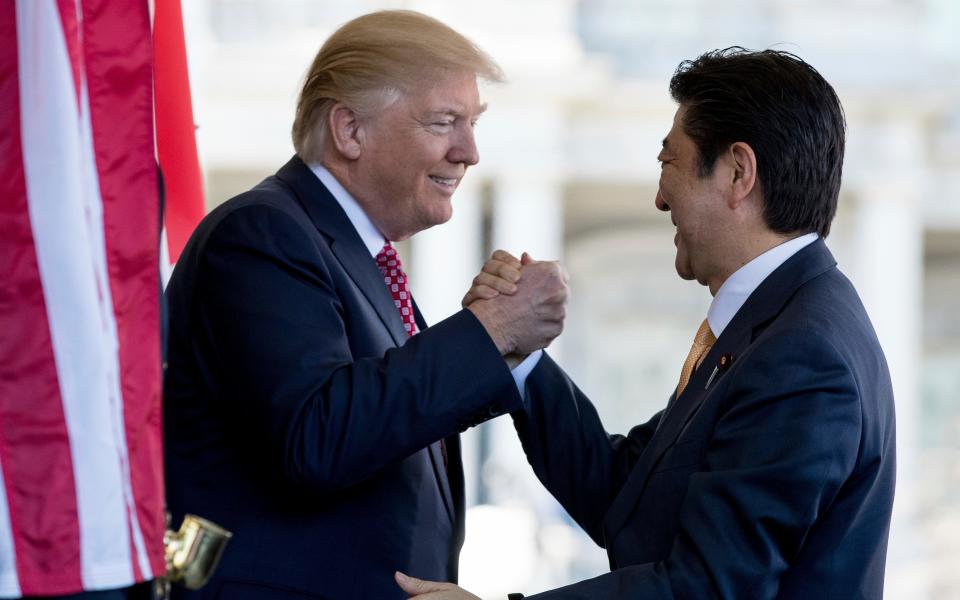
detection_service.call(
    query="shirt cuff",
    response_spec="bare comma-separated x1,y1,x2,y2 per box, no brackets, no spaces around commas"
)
510,350,543,397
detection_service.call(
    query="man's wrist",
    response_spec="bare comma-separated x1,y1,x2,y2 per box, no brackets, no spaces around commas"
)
467,301,514,355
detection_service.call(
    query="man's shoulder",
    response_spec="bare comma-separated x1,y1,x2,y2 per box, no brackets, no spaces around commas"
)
782,267,873,339
170,174,333,285
190,175,325,248
207,175,306,224
757,266,892,400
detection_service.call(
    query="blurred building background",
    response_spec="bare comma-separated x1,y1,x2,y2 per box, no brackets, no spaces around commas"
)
180,0,960,597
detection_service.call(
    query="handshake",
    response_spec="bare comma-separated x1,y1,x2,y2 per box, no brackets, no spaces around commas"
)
463,250,569,358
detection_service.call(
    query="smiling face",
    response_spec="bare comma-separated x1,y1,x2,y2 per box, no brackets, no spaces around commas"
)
349,71,485,241
655,105,732,291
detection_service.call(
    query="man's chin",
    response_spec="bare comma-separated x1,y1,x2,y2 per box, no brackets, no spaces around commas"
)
427,203,453,227
405,211,453,238
675,257,696,281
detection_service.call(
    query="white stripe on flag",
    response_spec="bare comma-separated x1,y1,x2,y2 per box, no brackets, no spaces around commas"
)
0,461,21,598
15,0,136,589
75,36,154,587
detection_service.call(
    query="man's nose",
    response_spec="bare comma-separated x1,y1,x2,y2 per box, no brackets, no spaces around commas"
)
449,125,479,166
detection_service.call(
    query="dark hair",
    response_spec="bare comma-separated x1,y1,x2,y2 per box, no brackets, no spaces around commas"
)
669,47,845,237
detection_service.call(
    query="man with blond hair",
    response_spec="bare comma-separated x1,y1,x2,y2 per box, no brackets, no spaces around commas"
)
163,11,567,599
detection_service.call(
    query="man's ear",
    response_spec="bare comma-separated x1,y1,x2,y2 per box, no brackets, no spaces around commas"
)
728,141,758,208
328,103,363,160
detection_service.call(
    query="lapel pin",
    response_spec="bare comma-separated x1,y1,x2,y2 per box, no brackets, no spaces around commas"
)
704,353,736,390
718,353,735,370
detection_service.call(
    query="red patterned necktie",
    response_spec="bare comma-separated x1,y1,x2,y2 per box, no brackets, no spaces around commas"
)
375,242,418,336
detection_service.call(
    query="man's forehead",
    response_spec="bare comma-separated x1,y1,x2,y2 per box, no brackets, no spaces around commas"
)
661,107,689,152
407,73,483,111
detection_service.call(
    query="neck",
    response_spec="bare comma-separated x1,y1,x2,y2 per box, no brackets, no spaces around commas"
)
706,230,797,296
319,158,402,240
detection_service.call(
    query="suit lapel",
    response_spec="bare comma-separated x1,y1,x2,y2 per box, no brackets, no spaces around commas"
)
275,156,408,346
601,320,753,542
412,298,457,522
330,240,408,345
602,239,838,542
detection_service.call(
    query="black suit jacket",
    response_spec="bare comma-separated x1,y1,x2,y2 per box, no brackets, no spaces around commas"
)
513,240,896,599
163,156,521,599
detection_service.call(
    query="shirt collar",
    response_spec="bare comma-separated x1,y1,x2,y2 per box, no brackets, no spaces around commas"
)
307,162,386,258
707,232,819,337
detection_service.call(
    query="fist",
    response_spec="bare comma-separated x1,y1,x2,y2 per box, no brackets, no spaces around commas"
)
462,250,523,308
467,251,568,355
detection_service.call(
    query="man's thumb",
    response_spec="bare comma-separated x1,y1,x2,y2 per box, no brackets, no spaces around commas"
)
395,571,446,595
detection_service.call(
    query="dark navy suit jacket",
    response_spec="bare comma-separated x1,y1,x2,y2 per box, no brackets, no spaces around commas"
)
163,156,521,599
513,240,896,599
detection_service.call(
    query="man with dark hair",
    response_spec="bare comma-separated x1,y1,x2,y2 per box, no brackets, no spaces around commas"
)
668,48,845,239
399,47,895,600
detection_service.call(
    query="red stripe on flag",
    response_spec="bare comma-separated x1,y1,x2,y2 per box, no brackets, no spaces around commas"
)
0,6,84,595
82,0,165,578
55,0,82,109
154,0,205,263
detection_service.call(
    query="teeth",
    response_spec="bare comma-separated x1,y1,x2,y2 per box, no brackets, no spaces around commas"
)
430,176,456,186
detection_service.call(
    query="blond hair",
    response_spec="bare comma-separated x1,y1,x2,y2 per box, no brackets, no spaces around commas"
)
292,10,504,162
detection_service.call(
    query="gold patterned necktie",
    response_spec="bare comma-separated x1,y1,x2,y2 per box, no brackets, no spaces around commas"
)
676,318,716,397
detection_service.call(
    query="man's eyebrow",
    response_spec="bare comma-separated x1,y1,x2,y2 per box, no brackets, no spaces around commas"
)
661,137,670,149
429,103,488,118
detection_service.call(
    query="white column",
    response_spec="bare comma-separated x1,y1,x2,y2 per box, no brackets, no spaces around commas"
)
409,179,484,323
491,177,564,262
479,176,566,507
492,176,565,362
848,120,927,598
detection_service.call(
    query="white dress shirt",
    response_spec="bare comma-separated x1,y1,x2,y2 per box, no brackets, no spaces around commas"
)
707,232,819,338
307,163,541,395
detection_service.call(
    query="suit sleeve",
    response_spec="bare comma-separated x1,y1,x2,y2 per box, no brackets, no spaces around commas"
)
193,204,521,493
512,353,662,546
523,329,863,600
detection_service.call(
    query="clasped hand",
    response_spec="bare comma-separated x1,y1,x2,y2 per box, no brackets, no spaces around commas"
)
464,250,568,356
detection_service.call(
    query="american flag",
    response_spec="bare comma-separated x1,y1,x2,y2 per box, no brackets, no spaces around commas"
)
0,0,202,595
